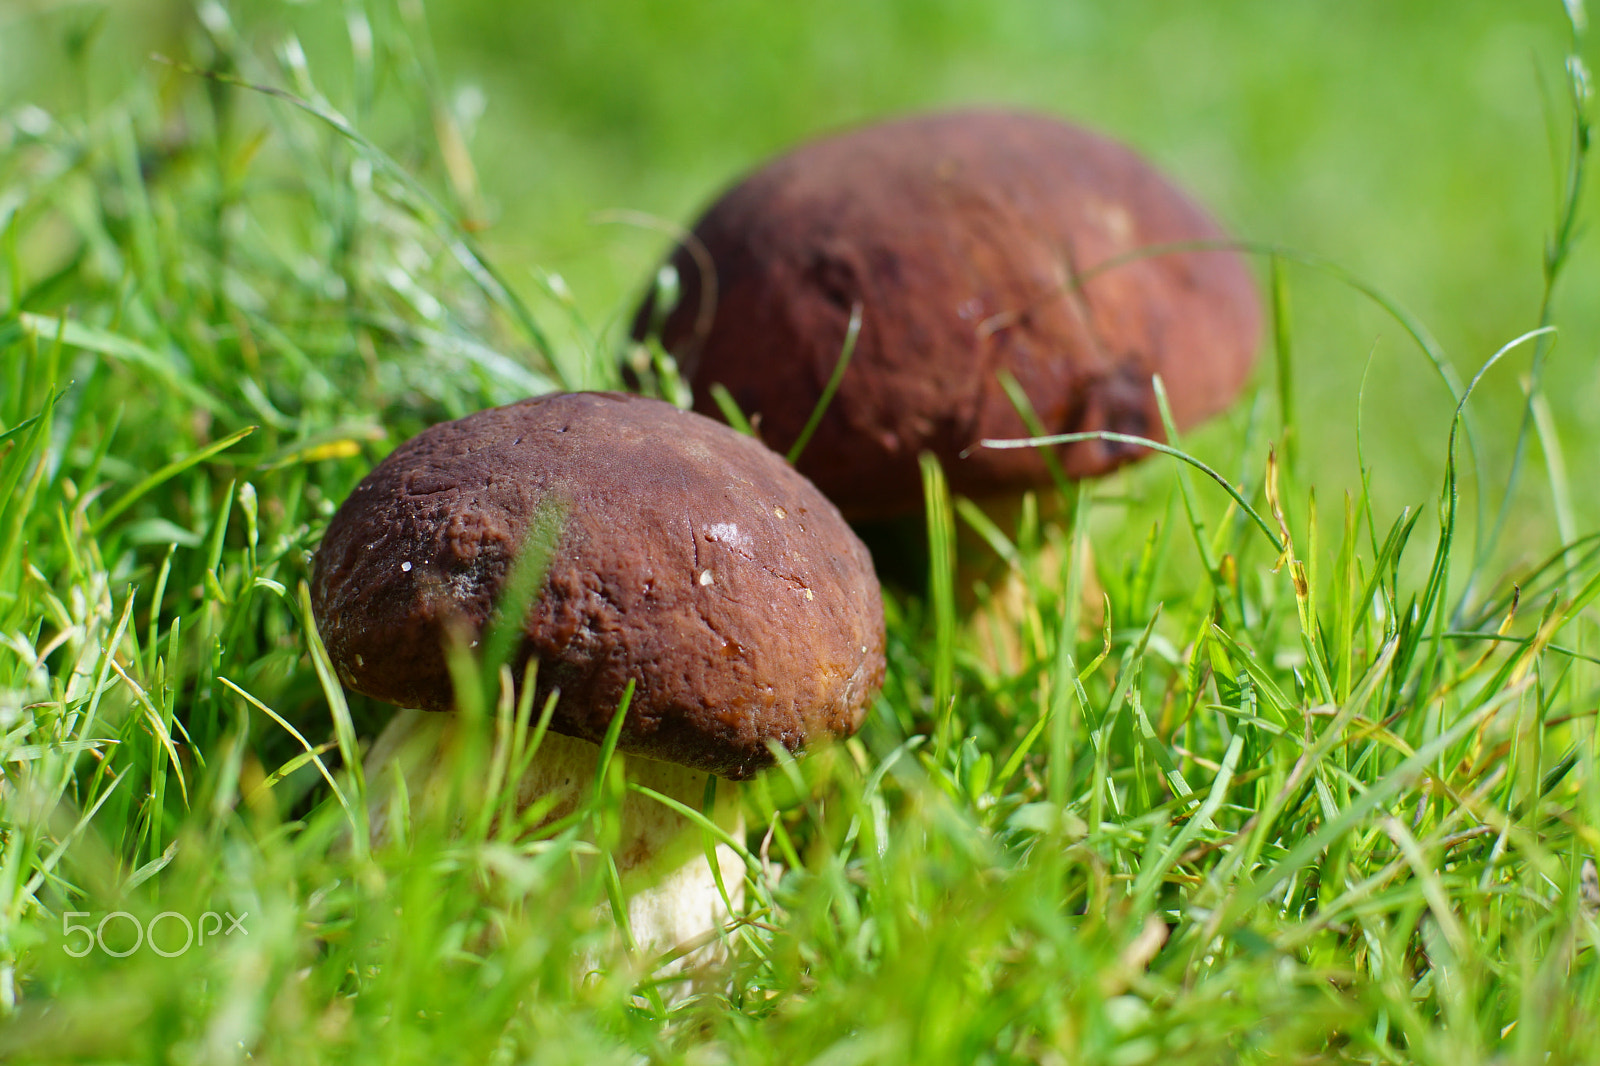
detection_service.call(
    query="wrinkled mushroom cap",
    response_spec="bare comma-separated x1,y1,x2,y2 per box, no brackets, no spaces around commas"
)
312,392,886,779
636,109,1261,520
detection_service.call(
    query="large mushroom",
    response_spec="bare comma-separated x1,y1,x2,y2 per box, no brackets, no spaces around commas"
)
311,391,885,952
633,108,1261,521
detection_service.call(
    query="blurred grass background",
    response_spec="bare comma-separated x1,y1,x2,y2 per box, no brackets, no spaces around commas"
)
4,0,1596,538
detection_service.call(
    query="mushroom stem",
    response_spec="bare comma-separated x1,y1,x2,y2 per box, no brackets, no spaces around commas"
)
364,709,747,960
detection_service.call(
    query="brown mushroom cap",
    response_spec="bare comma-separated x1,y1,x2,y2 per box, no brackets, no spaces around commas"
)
311,391,886,779
635,108,1261,520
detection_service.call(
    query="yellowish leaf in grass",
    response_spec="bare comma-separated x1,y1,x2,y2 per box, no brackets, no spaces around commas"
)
266,439,363,468
299,439,363,462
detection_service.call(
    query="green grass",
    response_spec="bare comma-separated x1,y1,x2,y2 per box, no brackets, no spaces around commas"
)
3,2,1600,1062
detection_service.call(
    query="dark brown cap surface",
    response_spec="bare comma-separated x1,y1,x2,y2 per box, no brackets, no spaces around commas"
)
311,392,885,778
636,109,1261,520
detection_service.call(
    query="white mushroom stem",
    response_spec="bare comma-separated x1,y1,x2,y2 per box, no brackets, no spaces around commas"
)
363,709,747,960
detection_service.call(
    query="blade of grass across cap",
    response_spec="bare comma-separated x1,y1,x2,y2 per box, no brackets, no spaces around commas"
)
787,301,861,465
444,628,489,723
478,498,566,710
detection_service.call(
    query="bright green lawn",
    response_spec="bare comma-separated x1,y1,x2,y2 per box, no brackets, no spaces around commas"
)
2,1,1600,1062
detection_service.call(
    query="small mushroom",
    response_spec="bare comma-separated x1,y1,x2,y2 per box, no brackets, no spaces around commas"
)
634,109,1261,521
311,391,885,952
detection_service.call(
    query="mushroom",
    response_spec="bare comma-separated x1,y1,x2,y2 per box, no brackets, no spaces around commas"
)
311,391,885,953
633,108,1261,522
